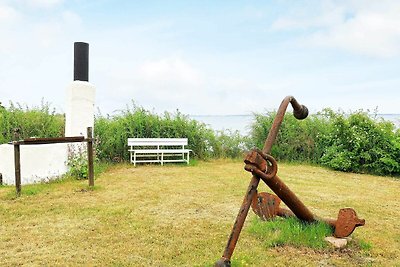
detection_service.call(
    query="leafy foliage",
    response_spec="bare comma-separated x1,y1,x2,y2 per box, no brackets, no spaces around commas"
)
1,100,399,176
94,102,249,161
67,145,89,179
319,110,400,175
0,101,64,143
250,109,400,176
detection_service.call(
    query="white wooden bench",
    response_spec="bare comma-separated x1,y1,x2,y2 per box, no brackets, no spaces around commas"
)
128,138,192,166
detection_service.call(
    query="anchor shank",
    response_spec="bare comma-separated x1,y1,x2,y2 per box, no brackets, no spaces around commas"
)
251,167,315,222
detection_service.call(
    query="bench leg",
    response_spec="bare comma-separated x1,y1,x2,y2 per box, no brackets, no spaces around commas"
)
187,152,190,165
161,152,164,166
134,152,136,167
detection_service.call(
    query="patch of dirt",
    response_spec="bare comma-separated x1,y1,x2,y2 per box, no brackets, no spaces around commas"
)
271,244,374,266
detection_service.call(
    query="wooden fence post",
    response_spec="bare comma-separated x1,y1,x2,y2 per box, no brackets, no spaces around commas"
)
87,127,94,187
13,129,21,196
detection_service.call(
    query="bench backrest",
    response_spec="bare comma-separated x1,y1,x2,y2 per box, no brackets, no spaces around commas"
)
128,138,188,147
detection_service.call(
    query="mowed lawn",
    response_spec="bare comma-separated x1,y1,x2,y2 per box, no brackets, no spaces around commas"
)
0,160,399,266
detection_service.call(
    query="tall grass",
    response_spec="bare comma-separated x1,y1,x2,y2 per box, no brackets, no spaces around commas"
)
94,102,248,161
0,101,64,143
0,101,248,161
2,100,399,175
248,217,333,249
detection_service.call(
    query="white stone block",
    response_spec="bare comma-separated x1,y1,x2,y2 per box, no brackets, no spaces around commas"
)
65,80,95,137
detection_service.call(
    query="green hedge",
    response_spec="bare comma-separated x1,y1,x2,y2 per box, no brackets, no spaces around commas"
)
250,109,400,176
94,103,247,161
1,101,398,176
0,101,64,143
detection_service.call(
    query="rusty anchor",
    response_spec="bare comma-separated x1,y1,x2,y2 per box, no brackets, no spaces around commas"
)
245,149,365,238
215,96,365,267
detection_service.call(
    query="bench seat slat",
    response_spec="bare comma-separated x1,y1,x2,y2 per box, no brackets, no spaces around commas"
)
129,149,191,153
128,138,188,146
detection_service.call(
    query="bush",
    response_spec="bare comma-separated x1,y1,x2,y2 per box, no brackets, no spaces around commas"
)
0,101,64,143
319,110,400,175
250,111,330,162
249,109,400,176
212,130,251,158
94,102,248,161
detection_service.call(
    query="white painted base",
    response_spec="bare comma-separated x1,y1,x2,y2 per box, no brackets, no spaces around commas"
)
0,143,68,185
65,81,96,138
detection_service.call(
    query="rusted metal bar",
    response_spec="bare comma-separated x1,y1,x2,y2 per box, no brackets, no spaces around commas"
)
244,150,315,222
16,136,85,145
216,96,308,267
87,127,94,187
216,176,259,266
263,96,308,154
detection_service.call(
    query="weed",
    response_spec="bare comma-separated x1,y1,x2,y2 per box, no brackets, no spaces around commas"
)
358,239,373,251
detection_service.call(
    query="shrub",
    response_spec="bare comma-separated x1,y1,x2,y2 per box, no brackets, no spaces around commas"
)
320,110,400,175
212,130,251,158
94,102,238,161
0,100,64,143
250,111,330,162
249,109,400,176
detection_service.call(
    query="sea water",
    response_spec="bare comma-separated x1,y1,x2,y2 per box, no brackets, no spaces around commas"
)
190,114,400,135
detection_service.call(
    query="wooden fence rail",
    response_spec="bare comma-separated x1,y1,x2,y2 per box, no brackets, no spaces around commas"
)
12,127,94,196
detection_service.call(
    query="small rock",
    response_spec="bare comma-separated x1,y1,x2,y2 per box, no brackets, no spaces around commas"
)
324,236,350,248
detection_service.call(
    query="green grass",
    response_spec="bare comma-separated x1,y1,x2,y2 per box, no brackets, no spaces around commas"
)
248,217,333,249
0,160,399,266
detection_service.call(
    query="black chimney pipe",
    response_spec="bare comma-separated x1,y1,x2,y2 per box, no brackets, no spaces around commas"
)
74,42,89,81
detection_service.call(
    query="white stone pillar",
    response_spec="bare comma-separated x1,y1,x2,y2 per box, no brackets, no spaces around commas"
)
65,42,95,138
65,81,96,137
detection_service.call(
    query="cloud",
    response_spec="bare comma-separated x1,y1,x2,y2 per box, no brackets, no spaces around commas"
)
0,4,21,23
25,0,64,9
138,57,202,87
270,1,400,58
270,1,345,31
62,10,81,25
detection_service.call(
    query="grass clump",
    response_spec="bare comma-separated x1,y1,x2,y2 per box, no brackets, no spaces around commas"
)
248,217,333,249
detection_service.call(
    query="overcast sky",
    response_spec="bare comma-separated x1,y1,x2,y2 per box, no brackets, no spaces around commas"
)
1,0,399,115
